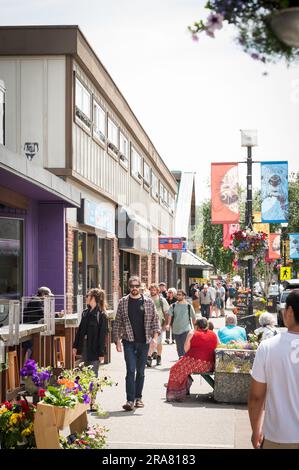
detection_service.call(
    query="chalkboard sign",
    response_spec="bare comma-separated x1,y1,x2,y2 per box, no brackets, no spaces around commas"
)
238,314,256,334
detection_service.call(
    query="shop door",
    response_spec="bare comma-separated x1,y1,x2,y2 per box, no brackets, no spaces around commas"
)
0,218,23,299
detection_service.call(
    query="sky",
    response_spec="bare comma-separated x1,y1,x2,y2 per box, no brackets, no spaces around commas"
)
1,0,299,203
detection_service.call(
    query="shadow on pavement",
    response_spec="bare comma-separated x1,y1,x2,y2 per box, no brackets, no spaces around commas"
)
163,393,247,411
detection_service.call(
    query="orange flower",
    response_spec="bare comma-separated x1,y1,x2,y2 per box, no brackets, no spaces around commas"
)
57,377,75,389
57,378,67,385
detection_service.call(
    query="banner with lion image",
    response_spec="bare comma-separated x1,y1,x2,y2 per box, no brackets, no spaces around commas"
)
261,162,288,223
211,163,239,224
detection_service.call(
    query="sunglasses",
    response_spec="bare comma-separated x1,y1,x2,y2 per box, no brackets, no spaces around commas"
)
130,284,140,289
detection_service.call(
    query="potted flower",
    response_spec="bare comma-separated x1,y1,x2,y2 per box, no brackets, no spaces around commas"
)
189,1,299,64
60,424,108,449
0,399,36,448
20,359,52,397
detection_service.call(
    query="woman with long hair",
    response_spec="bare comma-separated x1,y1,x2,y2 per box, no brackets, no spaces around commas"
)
73,288,108,377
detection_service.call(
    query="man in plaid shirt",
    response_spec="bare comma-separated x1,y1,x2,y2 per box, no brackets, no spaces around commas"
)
113,275,161,411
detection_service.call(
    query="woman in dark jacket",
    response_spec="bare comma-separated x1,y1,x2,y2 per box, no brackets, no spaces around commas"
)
73,288,108,378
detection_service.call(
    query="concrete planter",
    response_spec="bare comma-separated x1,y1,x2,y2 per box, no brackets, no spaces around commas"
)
213,348,256,404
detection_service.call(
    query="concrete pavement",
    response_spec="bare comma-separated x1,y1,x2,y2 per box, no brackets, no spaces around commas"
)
89,316,252,449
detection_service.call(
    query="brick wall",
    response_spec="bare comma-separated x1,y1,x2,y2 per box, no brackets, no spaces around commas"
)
141,255,152,287
111,237,120,309
151,253,159,284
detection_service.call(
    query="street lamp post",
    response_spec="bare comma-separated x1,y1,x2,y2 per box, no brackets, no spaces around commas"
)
241,130,258,317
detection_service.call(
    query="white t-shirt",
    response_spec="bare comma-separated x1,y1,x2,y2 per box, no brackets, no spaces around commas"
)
251,331,299,443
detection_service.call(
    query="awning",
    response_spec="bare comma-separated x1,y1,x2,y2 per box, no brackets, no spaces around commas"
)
176,250,213,270
117,206,152,255
0,145,81,208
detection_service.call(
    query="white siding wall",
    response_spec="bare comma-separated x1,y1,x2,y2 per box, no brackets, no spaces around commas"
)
0,56,66,167
73,62,174,237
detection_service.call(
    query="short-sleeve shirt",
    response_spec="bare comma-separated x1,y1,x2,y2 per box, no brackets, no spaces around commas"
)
168,302,196,335
251,332,299,443
152,296,169,325
217,325,247,344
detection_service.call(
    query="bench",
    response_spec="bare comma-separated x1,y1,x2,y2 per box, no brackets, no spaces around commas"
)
192,372,215,389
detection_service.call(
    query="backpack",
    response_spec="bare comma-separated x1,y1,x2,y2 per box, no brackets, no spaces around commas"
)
170,302,192,328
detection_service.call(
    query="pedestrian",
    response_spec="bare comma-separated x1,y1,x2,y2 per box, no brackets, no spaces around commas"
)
165,318,218,402
254,312,279,342
208,320,215,331
147,284,169,366
73,288,108,410
199,285,213,320
165,288,177,344
207,282,216,317
139,283,150,298
215,282,226,317
159,282,168,299
22,286,54,359
165,290,196,359
248,289,299,449
217,313,247,344
112,276,160,411
191,283,200,314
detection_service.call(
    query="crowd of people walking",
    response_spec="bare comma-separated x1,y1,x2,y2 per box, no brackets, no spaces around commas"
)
72,276,299,449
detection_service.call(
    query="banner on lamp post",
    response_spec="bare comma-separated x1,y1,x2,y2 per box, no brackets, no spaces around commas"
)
211,163,239,224
268,233,281,260
261,162,288,223
223,223,240,248
289,234,299,259
253,212,270,235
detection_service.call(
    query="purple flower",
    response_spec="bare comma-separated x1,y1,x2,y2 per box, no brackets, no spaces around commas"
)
20,359,38,376
89,382,94,392
83,394,90,404
206,12,224,32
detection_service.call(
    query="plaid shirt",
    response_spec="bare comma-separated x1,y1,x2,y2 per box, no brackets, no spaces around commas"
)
112,294,161,344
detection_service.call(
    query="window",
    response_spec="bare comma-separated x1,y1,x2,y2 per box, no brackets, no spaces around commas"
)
0,218,23,299
75,78,91,130
131,147,142,180
108,117,119,156
160,182,164,201
0,80,5,146
151,172,159,199
119,132,129,167
98,238,113,308
143,161,151,188
163,188,169,206
73,231,87,298
93,100,106,144
169,194,175,213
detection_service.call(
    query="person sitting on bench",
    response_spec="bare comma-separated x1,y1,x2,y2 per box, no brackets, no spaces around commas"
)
165,318,218,402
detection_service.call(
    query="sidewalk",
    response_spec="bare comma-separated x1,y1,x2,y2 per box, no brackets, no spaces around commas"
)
90,317,252,450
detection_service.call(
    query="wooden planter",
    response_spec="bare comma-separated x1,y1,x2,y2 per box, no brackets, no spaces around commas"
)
34,401,89,449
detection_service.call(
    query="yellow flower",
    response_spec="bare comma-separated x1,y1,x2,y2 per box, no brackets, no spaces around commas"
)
21,426,33,437
9,413,22,426
0,407,8,415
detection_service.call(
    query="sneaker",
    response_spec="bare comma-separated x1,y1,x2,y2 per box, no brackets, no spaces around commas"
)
146,356,152,367
134,399,144,408
156,355,162,366
122,401,134,411
165,339,170,344
152,351,157,360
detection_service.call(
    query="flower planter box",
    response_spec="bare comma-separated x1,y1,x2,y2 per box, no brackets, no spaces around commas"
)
34,401,89,449
213,349,256,404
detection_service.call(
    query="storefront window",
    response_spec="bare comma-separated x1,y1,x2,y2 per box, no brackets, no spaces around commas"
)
0,218,23,299
73,231,87,297
98,238,113,307
87,234,97,289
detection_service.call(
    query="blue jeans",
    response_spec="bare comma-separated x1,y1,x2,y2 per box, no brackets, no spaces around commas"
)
173,331,189,358
123,340,149,402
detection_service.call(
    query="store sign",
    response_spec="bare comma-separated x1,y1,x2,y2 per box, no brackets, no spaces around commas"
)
159,237,183,251
79,199,115,234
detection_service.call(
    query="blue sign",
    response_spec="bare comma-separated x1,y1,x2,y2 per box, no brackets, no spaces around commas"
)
83,199,115,234
290,234,299,259
261,162,288,223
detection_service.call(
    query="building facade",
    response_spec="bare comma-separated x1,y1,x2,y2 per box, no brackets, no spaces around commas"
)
0,26,177,310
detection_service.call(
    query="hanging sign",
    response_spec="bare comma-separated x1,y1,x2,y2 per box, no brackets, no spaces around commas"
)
211,163,239,224
159,237,183,251
261,162,288,223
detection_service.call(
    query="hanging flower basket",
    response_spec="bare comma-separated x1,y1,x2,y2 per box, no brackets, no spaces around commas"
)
230,229,268,262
